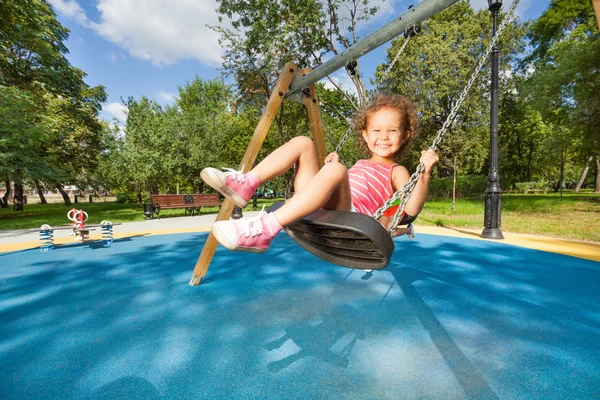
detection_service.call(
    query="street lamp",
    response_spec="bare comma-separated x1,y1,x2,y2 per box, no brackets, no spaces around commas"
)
481,0,504,239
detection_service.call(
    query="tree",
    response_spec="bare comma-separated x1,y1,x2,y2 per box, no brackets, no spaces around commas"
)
176,78,236,192
212,1,388,195
0,86,52,210
117,97,175,203
525,0,600,192
213,0,380,107
499,86,551,187
42,85,107,204
0,0,108,209
213,0,389,155
377,1,525,178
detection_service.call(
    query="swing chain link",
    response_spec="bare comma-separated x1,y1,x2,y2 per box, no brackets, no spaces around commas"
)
334,29,417,154
373,0,520,233
334,125,355,154
377,31,415,92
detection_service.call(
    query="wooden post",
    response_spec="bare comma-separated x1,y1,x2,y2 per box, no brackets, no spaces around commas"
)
300,68,327,168
189,62,298,286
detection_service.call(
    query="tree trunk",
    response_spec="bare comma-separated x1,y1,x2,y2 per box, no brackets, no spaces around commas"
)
34,180,48,204
595,157,600,193
554,148,566,193
0,179,11,208
573,156,593,193
516,135,523,181
137,192,143,207
13,176,24,212
526,141,535,182
56,183,72,206
452,155,457,213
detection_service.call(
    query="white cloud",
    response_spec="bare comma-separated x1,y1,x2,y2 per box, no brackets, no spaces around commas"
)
321,73,359,99
158,90,178,103
49,0,224,67
103,102,128,123
106,51,117,64
50,0,89,26
107,121,126,139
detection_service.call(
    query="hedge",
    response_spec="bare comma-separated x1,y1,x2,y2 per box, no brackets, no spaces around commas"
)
428,175,488,199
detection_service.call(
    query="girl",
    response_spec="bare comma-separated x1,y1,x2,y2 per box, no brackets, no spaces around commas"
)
201,93,438,253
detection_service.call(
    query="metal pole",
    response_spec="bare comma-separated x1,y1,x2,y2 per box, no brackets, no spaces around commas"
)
286,0,460,101
481,3,504,239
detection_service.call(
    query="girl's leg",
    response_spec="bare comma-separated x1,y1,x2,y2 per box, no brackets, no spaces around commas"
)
208,137,352,253
201,136,319,208
251,136,319,192
211,161,352,253
272,161,352,226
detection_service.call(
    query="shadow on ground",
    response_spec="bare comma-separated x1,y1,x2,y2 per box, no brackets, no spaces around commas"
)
1,232,599,399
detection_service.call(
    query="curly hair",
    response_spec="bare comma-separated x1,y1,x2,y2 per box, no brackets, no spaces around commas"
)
353,93,419,160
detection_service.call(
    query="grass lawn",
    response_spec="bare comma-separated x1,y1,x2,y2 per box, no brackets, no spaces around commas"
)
0,198,280,231
1,192,599,243
418,191,600,243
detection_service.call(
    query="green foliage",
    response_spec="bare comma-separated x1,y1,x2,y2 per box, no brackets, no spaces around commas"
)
378,0,526,175
499,88,552,186
212,0,383,112
0,0,108,210
0,0,73,95
523,0,600,190
427,175,488,199
115,192,139,204
513,181,549,192
99,78,266,199
317,83,361,164
0,86,52,179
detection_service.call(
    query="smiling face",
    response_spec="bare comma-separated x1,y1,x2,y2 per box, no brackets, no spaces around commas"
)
362,107,404,163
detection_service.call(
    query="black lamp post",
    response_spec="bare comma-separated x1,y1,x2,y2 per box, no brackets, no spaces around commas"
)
481,0,504,239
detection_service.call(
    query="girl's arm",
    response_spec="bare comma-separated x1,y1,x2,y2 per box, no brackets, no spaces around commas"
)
391,149,439,217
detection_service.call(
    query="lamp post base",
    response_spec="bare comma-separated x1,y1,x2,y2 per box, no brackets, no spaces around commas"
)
481,227,504,239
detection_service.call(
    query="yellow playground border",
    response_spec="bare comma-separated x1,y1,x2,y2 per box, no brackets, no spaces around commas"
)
1,224,598,263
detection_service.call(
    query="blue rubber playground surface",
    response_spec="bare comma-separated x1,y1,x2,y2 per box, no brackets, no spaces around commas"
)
1,231,599,399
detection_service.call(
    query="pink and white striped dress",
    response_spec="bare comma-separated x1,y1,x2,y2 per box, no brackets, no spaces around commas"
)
348,160,397,216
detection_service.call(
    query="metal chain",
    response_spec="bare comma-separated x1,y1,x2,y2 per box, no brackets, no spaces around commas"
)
334,125,355,154
319,103,351,165
373,0,520,233
377,32,415,92
328,127,351,166
332,26,418,153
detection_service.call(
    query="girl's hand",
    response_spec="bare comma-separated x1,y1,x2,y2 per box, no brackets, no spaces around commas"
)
420,149,439,173
324,152,339,164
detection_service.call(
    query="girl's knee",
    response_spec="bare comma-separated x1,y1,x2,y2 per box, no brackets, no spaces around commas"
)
289,136,315,151
322,161,348,179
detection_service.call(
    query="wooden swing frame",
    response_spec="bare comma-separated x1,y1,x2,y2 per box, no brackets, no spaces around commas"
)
189,63,327,286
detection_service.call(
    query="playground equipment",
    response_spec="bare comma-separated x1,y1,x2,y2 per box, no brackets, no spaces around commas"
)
189,0,520,285
31,209,121,251
67,208,89,240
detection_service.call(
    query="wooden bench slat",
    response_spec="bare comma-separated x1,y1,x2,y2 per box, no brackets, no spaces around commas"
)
150,194,221,218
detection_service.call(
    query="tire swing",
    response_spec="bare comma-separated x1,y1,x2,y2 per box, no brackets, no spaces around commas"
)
272,0,519,270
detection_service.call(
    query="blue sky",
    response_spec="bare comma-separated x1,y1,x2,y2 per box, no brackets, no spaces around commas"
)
48,0,551,125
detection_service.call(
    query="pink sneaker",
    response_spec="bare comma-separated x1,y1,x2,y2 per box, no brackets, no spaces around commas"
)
201,167,259,208
212,210,282,253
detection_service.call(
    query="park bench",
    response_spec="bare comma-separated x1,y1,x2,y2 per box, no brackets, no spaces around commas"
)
150,194,221,218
